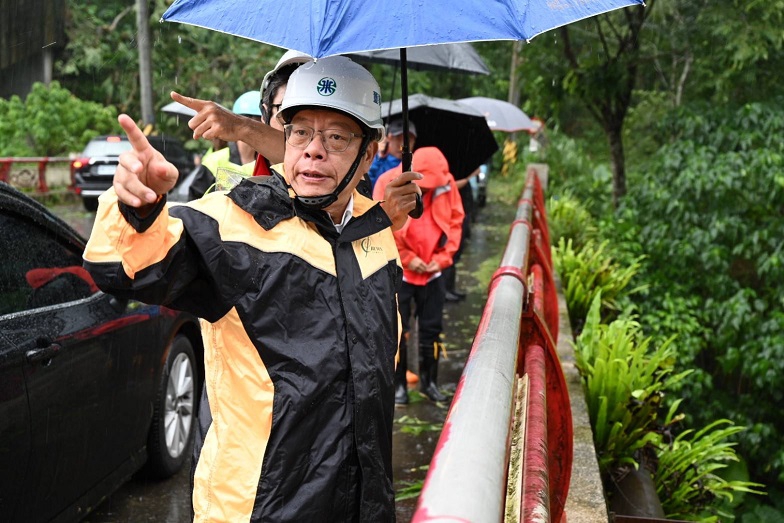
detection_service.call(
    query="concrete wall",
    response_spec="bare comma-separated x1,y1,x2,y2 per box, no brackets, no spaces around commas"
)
557,273,610,522
2,159,72,190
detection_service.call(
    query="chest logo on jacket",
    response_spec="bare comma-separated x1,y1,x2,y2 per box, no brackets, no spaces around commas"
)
360,237,384,258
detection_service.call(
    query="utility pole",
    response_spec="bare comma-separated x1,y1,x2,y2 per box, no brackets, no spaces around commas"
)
136,0,154,128
507,41,523,106
506,41,524,146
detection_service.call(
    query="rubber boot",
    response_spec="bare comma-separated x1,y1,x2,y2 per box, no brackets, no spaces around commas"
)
419,343,448,403
443,265,466,302
394,336,409,406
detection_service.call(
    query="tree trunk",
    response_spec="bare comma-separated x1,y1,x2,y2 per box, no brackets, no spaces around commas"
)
136,0,154,127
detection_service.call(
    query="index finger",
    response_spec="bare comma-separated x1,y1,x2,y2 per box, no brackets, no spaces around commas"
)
118,114,151,153
171,91,208,112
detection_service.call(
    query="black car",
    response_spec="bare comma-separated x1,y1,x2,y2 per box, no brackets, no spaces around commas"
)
72,134,195,211
0,182,203,522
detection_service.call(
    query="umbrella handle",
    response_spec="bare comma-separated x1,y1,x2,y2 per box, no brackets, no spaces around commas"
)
402,151,423,218
410,193,423,218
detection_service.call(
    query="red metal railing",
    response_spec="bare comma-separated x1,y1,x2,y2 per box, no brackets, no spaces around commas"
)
0,157,73,193
412,167,572,523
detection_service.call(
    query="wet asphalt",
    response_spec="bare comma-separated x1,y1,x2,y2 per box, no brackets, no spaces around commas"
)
52,197,513,523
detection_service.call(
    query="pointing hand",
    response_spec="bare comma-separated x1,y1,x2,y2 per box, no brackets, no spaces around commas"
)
113,114,179,208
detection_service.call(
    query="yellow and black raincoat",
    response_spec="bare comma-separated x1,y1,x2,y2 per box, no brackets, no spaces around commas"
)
83,172,401,522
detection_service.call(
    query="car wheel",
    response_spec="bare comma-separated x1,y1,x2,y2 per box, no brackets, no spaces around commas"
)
82,197,99,211
145,334,199,478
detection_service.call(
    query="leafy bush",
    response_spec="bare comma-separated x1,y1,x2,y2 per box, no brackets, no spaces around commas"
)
576,295,691,472
577,295,763,520
546,193,597,251
0,82,119,156
656,418,764,522
553,237,645,333
541,131,615,218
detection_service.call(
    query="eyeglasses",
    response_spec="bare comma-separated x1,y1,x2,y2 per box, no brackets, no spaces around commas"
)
283,124,364,152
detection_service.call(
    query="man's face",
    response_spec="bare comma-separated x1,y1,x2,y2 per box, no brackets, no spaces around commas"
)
283,108,376,212
386,133,416,159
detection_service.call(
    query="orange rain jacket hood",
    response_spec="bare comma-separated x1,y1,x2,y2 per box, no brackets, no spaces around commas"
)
373,147,465,285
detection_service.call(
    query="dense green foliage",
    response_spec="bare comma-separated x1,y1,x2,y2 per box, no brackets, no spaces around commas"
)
621,101,784,488
575,295,762,521
546,98,784,518
0,81,119,156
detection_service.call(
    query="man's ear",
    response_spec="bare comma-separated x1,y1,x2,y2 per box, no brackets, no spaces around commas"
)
364,141,378,164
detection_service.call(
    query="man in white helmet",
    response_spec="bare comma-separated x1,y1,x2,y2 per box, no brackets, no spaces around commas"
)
172,50,420,229
83,56,401,522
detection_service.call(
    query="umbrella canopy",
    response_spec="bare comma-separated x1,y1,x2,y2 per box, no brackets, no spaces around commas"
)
458,96,537,133
161,101,197,117
162,0,644,58
383,94,498,180
162,0,643,220
345,43,490,75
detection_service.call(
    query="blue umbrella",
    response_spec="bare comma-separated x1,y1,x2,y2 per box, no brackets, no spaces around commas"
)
162,0,644,58
162,0,644,212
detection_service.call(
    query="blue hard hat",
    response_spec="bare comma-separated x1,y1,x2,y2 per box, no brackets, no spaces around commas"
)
232,90,262,116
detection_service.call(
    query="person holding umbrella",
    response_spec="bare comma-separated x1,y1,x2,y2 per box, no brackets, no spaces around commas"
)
373,146,464,404
84,56,404,522
171,52,420,230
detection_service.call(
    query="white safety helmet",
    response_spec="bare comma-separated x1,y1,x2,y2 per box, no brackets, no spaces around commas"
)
232,90,262,117
260,50,313,99
277,56,385,142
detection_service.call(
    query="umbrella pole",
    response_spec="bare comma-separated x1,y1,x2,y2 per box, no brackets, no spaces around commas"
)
400,48,423,218
400,49,412,173
387,64,397,122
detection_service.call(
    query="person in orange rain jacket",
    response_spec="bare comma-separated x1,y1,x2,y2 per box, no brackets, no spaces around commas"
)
373,146,464,404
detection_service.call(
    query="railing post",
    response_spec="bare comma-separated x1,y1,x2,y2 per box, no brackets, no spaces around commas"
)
0,159,12,184
37,158,50,193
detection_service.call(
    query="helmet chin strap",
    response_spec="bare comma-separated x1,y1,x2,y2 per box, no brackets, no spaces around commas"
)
295,134,373,209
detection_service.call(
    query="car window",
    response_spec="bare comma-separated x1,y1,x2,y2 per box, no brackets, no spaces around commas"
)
0,213,97,315
82,139,133,157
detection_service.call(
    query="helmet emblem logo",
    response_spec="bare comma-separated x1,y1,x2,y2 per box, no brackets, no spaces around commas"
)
317,77,337,96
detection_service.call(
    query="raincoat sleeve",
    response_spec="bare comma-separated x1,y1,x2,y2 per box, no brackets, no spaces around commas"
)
82,188,229,321
431,176,465,271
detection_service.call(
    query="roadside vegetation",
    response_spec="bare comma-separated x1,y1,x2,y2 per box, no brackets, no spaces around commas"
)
545,99,784,520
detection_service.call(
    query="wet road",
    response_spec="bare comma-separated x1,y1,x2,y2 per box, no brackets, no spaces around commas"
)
52,197,512,522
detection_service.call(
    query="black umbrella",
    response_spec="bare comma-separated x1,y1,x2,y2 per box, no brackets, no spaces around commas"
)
161,101,197,117
383,94,499,180
345,43,490,75
346,44,490,217
457,96,537,133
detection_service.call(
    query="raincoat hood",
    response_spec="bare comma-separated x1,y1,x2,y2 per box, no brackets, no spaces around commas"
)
403,147,453,190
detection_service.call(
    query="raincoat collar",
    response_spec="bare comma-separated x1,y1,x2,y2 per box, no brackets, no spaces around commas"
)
227,169,392,242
